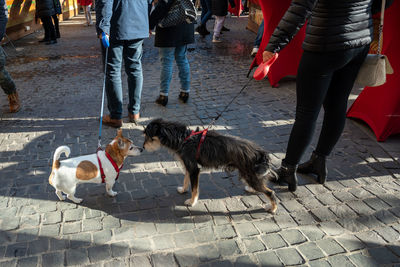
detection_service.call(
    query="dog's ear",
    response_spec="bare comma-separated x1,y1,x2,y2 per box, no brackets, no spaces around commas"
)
117,128,123,137
117,138,126,150
145,122,159,137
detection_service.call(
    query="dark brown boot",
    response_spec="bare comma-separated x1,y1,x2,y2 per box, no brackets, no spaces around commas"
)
102,114,122,128
8,92,21,113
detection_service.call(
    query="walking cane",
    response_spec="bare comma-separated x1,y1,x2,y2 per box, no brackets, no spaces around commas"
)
98,32,110,150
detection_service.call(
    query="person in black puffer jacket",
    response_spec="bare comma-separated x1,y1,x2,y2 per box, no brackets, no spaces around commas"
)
263,0,393,192
36,0,58,44
150,0,195,106
210,0,235,42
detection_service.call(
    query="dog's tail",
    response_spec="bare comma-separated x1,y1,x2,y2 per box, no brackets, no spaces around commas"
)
49,146,70,185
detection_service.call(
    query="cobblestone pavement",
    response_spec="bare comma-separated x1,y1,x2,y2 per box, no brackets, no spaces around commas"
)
0,14,399,267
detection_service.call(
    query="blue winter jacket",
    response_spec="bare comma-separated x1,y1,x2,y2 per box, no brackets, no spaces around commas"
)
0,0,7,41
95,0,151,41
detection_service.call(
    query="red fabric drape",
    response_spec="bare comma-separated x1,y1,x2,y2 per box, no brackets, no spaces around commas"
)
228,0,243,17
347,1,400,141
250,0,306,86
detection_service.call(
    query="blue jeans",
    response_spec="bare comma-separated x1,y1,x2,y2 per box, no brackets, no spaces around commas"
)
200,0,212,26
103,39,143,119
254,20,264,48
159,45,190,96
0,47,16,95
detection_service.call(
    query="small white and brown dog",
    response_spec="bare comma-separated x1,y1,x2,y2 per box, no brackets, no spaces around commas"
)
49,129,142,203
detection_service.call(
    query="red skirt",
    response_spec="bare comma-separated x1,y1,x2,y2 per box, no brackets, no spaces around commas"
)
79,0,93,6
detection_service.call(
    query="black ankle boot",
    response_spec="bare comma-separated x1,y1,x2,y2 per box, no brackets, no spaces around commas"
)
178,92,189,103
274,161,298,192
155,95,168,106
297,151,327,184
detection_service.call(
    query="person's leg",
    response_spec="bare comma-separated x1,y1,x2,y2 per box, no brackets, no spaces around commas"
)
254,20,264,48
104,40,124,120
213,16,225,41
52,14,60,38
175,45,190,93
42,16,56,43
123,39,144,116
201,0,212,25
159,47,175,96
0,47,19,112
85,5,92,25
315,45,370,156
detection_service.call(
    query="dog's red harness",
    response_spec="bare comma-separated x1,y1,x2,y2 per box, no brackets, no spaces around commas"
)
183,128,208,159
96,150,122,183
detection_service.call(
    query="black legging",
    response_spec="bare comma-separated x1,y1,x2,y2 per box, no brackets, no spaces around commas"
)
283,45,370,166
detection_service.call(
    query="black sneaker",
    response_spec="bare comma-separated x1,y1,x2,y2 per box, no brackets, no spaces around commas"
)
178,92,189,103
155,95,168,106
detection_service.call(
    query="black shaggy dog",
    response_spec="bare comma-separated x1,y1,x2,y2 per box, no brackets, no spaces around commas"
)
143,119,277,214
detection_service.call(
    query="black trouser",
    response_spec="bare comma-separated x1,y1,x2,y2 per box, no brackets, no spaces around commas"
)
41,16,56,41
52,14,60,38
283,45,370,166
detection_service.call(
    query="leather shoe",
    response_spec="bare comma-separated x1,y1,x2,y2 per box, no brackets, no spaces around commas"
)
128,112,140,124
45,39,57,45
102,114,122,128
155,95,168,106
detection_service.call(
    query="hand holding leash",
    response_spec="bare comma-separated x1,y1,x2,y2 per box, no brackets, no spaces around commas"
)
101,32,110,48
253,52,279,81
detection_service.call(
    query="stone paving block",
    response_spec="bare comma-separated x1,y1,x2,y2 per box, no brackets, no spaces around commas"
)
130,237,153,253
275,248,305,266
336,234,366,252
151,234,175,251
42,252,64,267
242,237,265,253
319,221,346,236
215,225,237,239
174,248,200,267
82,218,102,232
65,248,89,266
16,228,39,243
368,246,400,264
193,226,217,243
5,242,27,258
88,244,111,263
113,227,135,241
62,221,81,235
151,253,177,267
356,230,388,248
348,252,379,267
291,211,317,226
63,208,84,222
16,256,38,267
110,241,130,258
274,214,297,229
104,259,127,267
129,255,152,267
253,218,280,234
69,233,91,249
215,240,241,257
256,251,283,266
197,244,221,262
261,233,287,250
298,225,326,242
338,217,368,233
234,222,259,237
297,242,325,261
374,209,399,225
233,255,257,266
308,259,331,267
173,231,196,248
316,238,346,256
27,238,49,256
280,229,307,246
92,230,112,244
328,254,356,267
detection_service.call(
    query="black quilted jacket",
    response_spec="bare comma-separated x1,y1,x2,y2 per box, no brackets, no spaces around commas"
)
266,0,393,53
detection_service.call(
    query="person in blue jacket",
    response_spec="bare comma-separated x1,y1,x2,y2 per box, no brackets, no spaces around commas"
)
96,0,151,127
0,0,20,113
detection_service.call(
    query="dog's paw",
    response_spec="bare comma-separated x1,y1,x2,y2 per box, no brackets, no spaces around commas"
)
177,186,187,194
72,198,83,204
184,198,197,207
244,185,256,194
107,190,118,197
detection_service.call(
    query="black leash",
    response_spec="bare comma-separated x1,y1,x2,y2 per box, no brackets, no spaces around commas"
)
206,74,254,129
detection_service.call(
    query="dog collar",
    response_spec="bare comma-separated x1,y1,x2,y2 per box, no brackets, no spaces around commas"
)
96,150,123,183
183,129,208,159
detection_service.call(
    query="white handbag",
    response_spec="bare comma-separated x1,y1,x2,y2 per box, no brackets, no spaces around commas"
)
355,0,394,87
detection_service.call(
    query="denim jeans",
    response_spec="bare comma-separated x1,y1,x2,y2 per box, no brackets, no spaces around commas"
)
283,45,370,166
200,0,212,26
103,38,143,119
0,47,16,95
254,20,264,48
159,45,190,96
